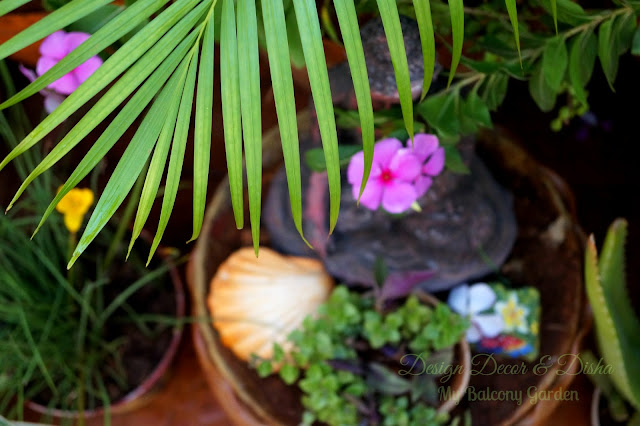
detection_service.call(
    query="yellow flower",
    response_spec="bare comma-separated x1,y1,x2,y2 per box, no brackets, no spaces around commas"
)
530,321,539,336
494,294,529,334
55,187,94,233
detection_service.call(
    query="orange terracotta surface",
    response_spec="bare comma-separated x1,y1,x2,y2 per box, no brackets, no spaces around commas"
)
0,13,45,67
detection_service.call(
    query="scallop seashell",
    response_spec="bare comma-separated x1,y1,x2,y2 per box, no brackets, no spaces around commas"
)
208,247,334,362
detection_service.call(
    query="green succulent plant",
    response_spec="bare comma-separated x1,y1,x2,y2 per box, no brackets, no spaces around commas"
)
585,218,640,422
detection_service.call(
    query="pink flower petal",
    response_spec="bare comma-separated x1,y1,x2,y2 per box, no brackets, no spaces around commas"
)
381,180,417,213
73,55,102,84
39,31,68,59
389,149,421,182
347,151,380,186
63,32,91,54
423,147,445,176
19,64,37,83
408,133,439,162
49,73,80,95
36,56,57,77
353,177,383,210
414,175,433,198
373,138,402,168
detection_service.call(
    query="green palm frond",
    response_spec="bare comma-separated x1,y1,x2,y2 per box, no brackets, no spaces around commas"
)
0,0,529,265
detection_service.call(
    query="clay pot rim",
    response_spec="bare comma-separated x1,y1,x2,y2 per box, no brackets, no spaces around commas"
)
25,247,186,419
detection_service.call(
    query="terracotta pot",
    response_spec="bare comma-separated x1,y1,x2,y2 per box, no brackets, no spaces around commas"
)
187,111,468,424
188,111,591,425
25,249,186,420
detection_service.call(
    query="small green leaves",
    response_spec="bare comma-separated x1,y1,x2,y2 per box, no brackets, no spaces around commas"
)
529,62,557,112
375,0,414,142
550,0,558,33
279,363,300,385
417,92,458,136
542,36,568,93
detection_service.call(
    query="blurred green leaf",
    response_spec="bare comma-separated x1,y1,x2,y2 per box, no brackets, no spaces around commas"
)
481,72,509,111
0,0,31,17
614,12,637,55
542,36,568,93
461,87,492,131
598,17,619,90
447,0,464,87
304,145,362,172
569,29,596,105
442,144,469,174
417,92,459,136
413,0,435,98
503,0,521,63
540,0,590,26
529,62,557,112
67,4,123,34
632,26,640,56
285,7,305,68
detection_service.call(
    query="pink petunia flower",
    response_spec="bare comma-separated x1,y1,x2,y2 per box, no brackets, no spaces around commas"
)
347,138,422,213
20,30,102,113
406,134,445,198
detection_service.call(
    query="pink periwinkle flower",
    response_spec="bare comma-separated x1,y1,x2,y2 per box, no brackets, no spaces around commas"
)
347,138,422,214
347,134,446,214
408,133,445,198
20,31,102,113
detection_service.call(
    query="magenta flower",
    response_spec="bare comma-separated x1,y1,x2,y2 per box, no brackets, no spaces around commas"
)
408,134,445,198
37,31,102,95
20,31,102,113
347,138,422,213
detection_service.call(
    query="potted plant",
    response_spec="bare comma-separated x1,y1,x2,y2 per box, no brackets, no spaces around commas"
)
0,77,185,422
584,219,640,426
0,0,637,263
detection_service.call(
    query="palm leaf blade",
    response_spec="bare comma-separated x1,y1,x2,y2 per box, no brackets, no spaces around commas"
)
447,0,464,86
0,0,31,18
148,49,198,264
504,0,521,63
0,0,113,61
0,0,206,175
294,0,341,233
33,32,194,237
237,0,262,255
333,0,374,202
375,0,414,141
261,0,307,243
412,0,435,99
220,0,243,230
5,9,205,210
0,0,170,110
190,18,215,242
